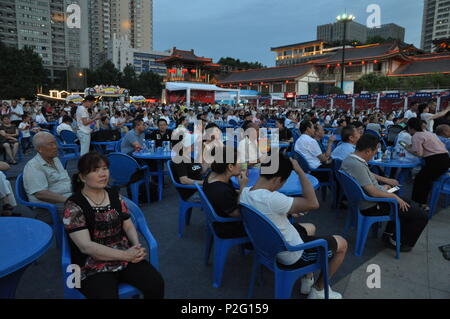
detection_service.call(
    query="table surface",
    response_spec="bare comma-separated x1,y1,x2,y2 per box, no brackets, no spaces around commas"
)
133,150,173,160
91,141,120,145
368,158,422,168
0,218,53,278
231,169,319,196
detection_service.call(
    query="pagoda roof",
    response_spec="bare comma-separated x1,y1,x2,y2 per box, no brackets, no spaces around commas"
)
389,55,450,76
156,47,213,64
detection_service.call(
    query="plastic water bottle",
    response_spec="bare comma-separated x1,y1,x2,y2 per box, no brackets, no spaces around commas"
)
149,140,155,153
377,146,382,160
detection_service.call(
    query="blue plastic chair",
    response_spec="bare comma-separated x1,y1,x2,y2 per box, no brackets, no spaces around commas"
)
428,171,450,219
61,196,159,299
60,130,78,145
15,173,61,248
240,203,329,299
167,160,202,238
229,119,238,126
107,153,150,205
336,170,401,258
114,139,122,152
194,183,250,288
56,136,80,169
293,151,336,204
365,129,387,150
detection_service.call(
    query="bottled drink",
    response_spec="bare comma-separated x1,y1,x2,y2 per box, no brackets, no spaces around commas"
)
377,146,382,160
385,149,391,161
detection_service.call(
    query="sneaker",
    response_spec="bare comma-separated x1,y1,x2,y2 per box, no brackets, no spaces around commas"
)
307,286,343,299
300,276,314,295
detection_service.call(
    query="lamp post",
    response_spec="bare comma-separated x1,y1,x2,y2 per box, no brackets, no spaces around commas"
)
336,13,355,93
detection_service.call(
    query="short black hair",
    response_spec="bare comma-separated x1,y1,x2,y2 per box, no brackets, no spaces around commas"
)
210,147,238,174
299,120,312,134
62,115,73,123
341,125,356,143
132,117,144,128
406,117,423,132
260,150,293,181
355,133,379,152
352,121,364,129
157,118,167,125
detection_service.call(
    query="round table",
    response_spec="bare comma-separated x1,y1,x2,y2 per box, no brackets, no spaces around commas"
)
0,218,53,298
133,150,173,201
368,158,423,196
91,141,120,154
231,169,319,196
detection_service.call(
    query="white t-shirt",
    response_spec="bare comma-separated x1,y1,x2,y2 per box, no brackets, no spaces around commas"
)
420,113,434,132
35,113,47,124
240,187,303,265
238,137,258,164
404,110,417,120
10,104,23,121
57,123,74,135
294,134,322,169
18,122,31,138
76,105,91,134
395,131,418,160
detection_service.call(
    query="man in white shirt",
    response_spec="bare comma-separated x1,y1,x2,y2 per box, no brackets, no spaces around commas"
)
240,152,347,299
56,115,74,135
76,96,99,156
294,120,334,182
404,102,418,120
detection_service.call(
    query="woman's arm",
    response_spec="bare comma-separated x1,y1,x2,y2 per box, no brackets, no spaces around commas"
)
430,107,450,120
69,229,139,262
122,219,140,246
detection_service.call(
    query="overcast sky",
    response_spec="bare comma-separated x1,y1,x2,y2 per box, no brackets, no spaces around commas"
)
154,0,423,67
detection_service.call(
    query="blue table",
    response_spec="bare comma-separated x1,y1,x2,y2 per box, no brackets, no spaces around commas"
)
322,134,341,143
91,141,120,154
0,218,53,298
369,158,422,196
231,169,319,196
133,150,173,201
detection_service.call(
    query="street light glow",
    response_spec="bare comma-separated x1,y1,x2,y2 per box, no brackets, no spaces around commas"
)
336,13,356,22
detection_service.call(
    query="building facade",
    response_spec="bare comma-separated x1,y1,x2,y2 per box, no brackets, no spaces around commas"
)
367,23,405,42
317,20,368,44
107,33,169,76
88,0,153,69
421,0,450,52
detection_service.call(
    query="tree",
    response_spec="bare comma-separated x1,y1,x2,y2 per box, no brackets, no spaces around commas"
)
0,41,45,99
218,57,265,70
119,64,138,93
87,60,121,86
135,71,163,98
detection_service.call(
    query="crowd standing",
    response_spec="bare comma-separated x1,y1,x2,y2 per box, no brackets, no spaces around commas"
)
1,95,449,299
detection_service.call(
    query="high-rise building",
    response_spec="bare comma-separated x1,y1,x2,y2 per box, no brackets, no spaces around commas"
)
421,0,450,52
0,0,83,84
367,23,405,42
317,20,368,43
88,0,153,69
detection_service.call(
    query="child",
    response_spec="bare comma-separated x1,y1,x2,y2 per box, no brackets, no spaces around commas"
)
18,114,32,154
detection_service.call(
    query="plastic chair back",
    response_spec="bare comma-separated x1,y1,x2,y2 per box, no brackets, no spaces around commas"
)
114,139,122,152
292,150,312,173
16,173,30,202
229,119,238,126
240,204,290,268
60,130,78,144
167,160,195,190
107,153,141,186
335,170,365,205
386,125,403,146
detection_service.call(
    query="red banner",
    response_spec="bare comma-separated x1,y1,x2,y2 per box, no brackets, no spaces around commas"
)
168,90,215,104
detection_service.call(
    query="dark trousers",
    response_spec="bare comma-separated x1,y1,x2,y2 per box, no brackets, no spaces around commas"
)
78,260,164,299
21,136,31,152
412,153,450,205
361,201,428,247
311,161,334,183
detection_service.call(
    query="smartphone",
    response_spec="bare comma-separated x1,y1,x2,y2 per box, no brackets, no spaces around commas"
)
399,141,408,149
387,186,400,193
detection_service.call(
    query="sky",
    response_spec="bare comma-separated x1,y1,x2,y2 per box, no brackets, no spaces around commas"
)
154,0,424,67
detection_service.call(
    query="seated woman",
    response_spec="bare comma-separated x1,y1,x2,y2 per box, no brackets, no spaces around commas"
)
0,114,20,164
63,152,164,299
203,146,248,238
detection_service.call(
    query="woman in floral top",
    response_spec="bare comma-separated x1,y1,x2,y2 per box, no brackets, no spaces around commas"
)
63,152,164,299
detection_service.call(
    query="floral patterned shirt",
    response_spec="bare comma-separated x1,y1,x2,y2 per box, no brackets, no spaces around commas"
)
63,197,131,281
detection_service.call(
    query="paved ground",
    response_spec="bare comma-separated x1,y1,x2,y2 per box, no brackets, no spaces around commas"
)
6,151,450,299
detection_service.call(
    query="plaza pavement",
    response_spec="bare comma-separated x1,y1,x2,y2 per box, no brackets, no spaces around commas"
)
6,151,449,299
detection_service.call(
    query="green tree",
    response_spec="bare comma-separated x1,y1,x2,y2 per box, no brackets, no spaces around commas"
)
119,64,138,93
0,41,45,99
87,61,121,86
135,71,163,98
218,57,265,70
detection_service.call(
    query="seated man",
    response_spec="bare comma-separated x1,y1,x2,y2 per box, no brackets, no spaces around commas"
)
435,124,450,153
331,125,361,161
240,151,347,299
295,120,335,182
23,132,72,223
0,161,19,216
172,134,209,202
275,118,293,142
121,118,146,155
341,134,428,252
56,115,74,135
147,118,172,148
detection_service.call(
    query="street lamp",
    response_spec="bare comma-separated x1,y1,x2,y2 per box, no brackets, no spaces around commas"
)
336,13,355,92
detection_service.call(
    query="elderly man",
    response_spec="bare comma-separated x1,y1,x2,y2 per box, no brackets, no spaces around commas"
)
0,161,18,216
331,125,361,161
23,132,72,223
435,124,450,153
121,117,146,155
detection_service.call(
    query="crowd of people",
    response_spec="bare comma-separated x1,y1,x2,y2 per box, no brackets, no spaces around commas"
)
1,96,449,299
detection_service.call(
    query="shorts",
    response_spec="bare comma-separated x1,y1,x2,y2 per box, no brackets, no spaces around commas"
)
277,224,338,270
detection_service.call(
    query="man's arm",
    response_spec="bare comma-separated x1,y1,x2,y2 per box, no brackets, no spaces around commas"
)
179,175,203,186
288,159,320,215
373,174,399,187
33,190,68,204
363,184,410,212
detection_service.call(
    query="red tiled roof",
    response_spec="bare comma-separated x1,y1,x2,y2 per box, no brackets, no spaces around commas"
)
156,48,213,63
389,56,450,76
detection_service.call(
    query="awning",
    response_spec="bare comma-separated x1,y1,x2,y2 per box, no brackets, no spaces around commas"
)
165,82,238,92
